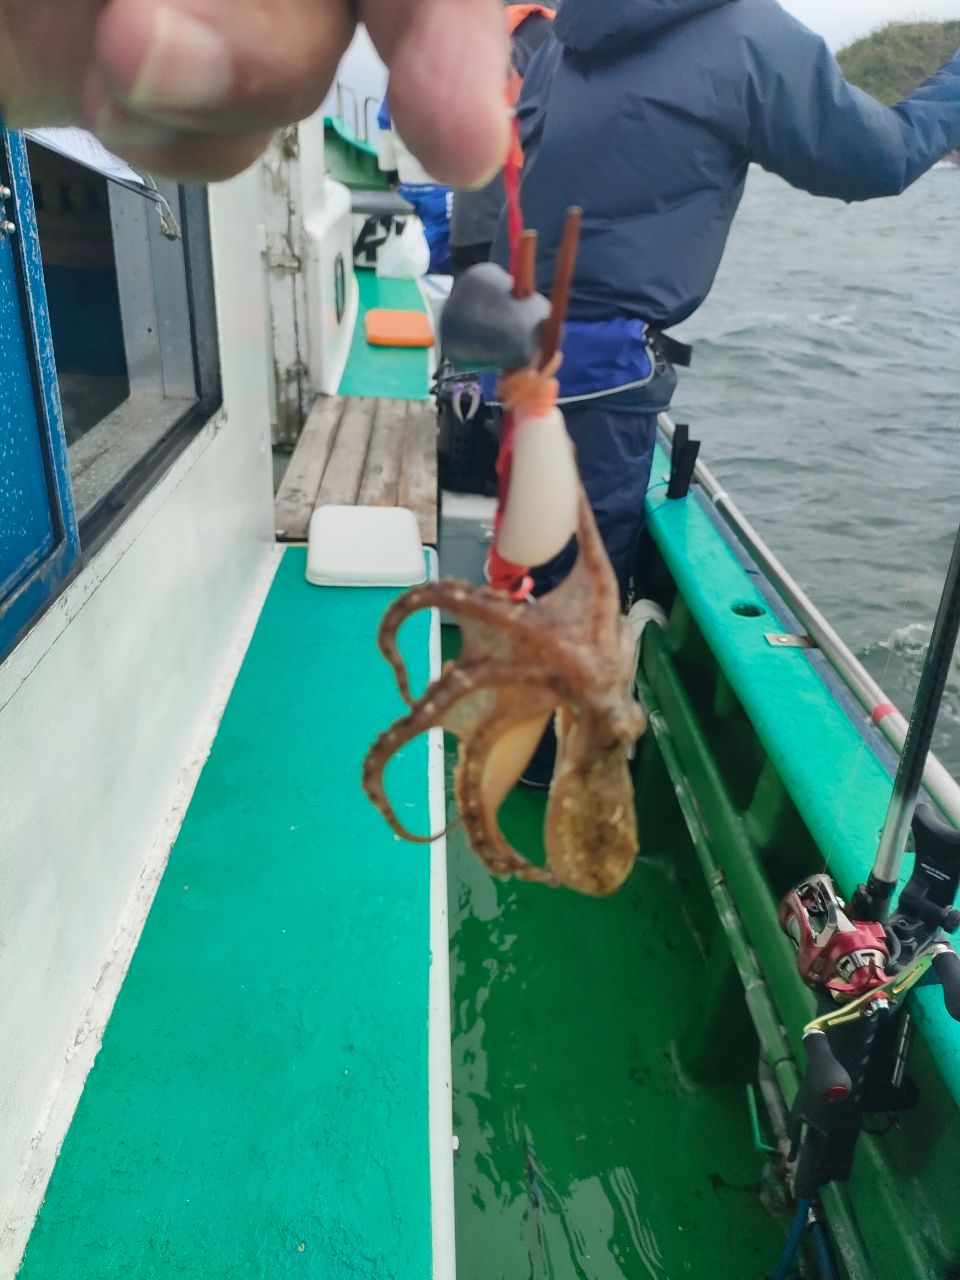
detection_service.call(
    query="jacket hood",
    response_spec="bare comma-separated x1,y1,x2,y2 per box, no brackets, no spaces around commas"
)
554,0,736,54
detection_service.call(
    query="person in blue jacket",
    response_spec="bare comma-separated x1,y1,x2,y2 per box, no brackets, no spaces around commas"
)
497,0,960,785
377,97,454,275
504,0,960,596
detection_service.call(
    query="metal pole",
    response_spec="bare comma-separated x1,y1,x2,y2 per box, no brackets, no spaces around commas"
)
866,518,960,903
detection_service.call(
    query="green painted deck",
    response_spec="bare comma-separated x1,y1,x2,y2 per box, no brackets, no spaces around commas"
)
434,629,790,1279
445,741,790,1280
338,271,431,403
19,549,438,1280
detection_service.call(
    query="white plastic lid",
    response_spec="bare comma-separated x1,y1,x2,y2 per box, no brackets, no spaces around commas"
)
306,505,427,588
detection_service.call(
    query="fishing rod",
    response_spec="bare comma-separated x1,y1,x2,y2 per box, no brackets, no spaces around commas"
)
854,514,960,922
775,509,960,1274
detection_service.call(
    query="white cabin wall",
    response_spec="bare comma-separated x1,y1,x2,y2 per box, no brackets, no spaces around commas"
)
262,111,358,440
0,164,276,1270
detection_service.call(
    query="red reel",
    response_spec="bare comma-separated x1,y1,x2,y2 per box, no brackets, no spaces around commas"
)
779,875,890,1002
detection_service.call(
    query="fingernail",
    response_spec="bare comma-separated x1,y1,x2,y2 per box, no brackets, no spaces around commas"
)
128,6,233,110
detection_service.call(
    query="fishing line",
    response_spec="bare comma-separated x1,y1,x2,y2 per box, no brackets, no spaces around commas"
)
486,113,534,600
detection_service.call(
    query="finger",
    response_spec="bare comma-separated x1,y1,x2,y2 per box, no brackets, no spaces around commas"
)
88,0,356,138
100,123,276,183
0,1,102,125
361,0,511,189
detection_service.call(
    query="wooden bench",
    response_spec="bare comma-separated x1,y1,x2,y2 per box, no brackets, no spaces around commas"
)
275,396,438,546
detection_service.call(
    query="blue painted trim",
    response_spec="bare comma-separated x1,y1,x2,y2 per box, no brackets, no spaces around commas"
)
0,131,80,659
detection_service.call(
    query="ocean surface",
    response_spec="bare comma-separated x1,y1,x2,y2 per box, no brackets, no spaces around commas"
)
671,163,960,774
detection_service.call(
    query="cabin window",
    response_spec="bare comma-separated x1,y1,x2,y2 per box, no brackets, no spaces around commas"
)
26,136,221,547
0,129,221,662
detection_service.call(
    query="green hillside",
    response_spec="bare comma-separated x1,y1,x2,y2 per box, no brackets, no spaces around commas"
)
838,20,960,104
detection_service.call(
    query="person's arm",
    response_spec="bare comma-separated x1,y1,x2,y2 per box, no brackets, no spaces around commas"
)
745,11,960,200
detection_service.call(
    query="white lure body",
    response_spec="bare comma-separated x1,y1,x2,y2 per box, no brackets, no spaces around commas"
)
497,406,580,568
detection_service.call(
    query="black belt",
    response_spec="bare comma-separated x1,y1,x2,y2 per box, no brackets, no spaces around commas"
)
648,328,693,369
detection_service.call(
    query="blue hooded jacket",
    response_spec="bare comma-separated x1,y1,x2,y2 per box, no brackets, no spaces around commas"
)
494,0,960,355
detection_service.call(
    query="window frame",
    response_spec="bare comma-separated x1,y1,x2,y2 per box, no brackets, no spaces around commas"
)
74,182,222,553
0,133,223,659
0,131,81,659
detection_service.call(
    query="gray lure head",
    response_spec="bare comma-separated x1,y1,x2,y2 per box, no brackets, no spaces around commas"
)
440,263,551,372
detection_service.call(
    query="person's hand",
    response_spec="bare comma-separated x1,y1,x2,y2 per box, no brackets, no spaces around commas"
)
0,0,510,186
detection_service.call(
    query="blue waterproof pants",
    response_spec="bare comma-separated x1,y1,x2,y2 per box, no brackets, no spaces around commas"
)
531,400,659,601
397,183,453,275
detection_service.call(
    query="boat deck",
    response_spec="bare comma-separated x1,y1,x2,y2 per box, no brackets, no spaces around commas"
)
446,770,789,1280
17,549,450,1279
338,271,433,403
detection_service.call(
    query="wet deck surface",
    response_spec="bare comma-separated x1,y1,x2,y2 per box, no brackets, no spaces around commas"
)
443,703,789,1279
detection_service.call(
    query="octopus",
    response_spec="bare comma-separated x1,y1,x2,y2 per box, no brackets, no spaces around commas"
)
361,486,646,897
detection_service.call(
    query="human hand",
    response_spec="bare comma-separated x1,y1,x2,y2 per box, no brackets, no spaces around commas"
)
0,0,510,185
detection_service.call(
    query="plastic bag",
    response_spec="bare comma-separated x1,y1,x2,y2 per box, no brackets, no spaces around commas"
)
376,216,430,280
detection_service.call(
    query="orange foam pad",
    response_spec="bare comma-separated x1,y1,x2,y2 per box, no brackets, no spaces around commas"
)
365,309,434,349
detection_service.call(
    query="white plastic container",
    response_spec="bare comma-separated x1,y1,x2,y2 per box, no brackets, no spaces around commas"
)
306,505,427,587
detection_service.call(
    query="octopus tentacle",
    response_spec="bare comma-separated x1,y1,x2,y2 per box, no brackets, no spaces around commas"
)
454,704,560,886
377,581,521,704
365,478,645,897
537,493,620,635
362,661,564,845
378,579,593,704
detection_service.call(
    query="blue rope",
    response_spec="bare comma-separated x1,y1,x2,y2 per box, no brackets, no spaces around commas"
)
773,1199,813,1280
810,1218,839,1280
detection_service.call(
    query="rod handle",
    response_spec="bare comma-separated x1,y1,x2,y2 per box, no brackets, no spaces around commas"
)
803,1029,853,1102
933,949,960,1021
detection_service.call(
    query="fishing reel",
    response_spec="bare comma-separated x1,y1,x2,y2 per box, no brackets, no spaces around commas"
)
780,875,890,1009
778,806,960,1198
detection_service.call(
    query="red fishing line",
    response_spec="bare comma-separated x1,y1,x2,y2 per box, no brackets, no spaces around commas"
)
488,116,534,601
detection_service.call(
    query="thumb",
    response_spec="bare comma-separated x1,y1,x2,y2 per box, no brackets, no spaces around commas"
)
361,0,511,189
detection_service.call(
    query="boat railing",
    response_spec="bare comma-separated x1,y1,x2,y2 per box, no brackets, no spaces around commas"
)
334,83,361,138
363,97,380,145
658,413,960,830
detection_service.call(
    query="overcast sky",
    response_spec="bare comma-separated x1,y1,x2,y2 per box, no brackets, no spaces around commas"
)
780,0,958,49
